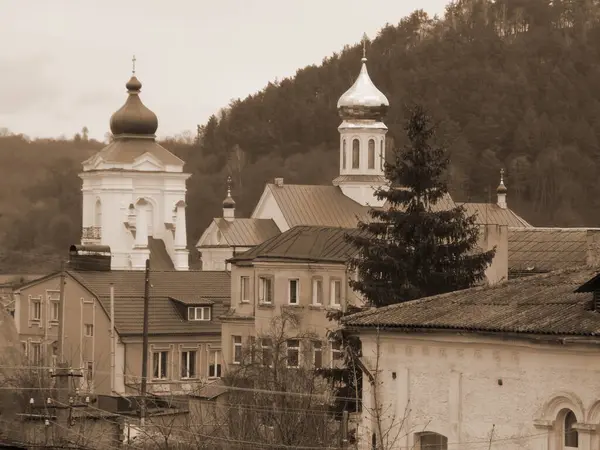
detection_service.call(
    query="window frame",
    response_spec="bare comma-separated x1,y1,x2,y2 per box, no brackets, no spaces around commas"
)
180,350,197,379
288,279,299,305
342,139,347,169
29,342,42,366
351,138,360,169
50,301,59,323
313,340,323,369
232,336,243,365
368,138,375,169
330,279,342,307
258,276,274,305
311,277,323,306
152,350,169,380
30,298,41,321
187,306,212,321
240,276,250,303
84,323,94,337
564,410,579,448
208,349,222,379
286,339,300,368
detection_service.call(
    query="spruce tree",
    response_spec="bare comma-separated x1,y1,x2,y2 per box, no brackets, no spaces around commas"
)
346,105,495,307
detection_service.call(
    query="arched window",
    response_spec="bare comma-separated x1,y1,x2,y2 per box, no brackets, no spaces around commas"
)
564,410,578,448
342,139,347,169
94,199,102,228
368,139,375,169
352,139,360,169
417,432,448,450
380,139,385,170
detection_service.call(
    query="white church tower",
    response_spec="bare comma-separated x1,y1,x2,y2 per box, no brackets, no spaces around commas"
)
79,61,190,271
333,36,390,207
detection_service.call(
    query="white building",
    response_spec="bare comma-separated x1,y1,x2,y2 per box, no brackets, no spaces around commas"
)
80,72,190,271
197,53,531,271
344,266,600,450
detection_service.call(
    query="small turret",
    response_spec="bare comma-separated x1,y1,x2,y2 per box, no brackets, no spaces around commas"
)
497,168,507,209
223,176,235,222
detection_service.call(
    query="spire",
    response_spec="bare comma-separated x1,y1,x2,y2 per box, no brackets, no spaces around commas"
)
362,32,368,62
497,168,507,209
223,176,236,221
109,58,158,138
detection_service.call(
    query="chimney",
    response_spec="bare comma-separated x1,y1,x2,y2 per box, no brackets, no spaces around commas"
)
274,177,284,187
222,176,235,222
496,169,507,209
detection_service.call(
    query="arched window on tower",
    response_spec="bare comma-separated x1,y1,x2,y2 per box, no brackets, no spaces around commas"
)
564,410,578,448
342,139,347,169
368,139,375,169
352,139,360,169
94,199,102,228
380,139,385,170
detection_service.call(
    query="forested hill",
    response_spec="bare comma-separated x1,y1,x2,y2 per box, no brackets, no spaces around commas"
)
2,0,600,272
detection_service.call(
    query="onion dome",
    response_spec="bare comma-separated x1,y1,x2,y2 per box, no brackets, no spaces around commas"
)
109,75,158,137
337,56,389,121
497,168,508,194
223,176,236,209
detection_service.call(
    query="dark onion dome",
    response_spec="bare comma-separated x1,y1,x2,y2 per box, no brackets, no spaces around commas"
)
109,75,158,137
497,169,508,194
223,176,236,208
337,57,389,121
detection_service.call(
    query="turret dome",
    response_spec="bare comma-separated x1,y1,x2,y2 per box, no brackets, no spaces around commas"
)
109,75,158,137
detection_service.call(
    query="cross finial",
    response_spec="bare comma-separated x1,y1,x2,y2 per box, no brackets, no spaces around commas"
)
500,168,504,183
362,33,368,60
226,176,232,197
132,55,136,75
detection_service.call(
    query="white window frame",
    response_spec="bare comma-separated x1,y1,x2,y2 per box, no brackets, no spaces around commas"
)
29,342,42,366
240,276,250,303
286,339,300,368
188,306,211,321
313,341,323,369
312,278,323,305
30,298,41,321
84,324,94,337
330,279,342,307
50,301,59,322
152,350,168,380
181,350,197,379
261,338,273,367
233,336,243,365
288,279,299,305
258,277,273,304
208,349,221,379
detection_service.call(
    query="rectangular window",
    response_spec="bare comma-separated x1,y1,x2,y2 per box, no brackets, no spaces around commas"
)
30,299,41,321
331,340,343,368
286,339,300,368
330,280,342,306
84,324,94,337
261,338,273,367
86,361,94,382
258,277,273,304
312,278,323,305
187,306,211,321
29,342,42,366
50,301,59,322
233,336,243,364
313,341,322,369
240,276,250,303
152,351,168,379
288,279,299,305
181,350,197,379
208,350,221,379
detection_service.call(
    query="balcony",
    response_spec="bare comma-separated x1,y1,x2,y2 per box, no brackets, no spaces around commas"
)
81,226,101,242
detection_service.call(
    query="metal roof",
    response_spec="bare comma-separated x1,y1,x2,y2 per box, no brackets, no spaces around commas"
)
460,203,532,228
214,218,280,247
84,138,183,167
343,267,600,336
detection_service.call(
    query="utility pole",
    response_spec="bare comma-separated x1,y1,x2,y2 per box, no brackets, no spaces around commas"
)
341,410,349,450
140,259,150,426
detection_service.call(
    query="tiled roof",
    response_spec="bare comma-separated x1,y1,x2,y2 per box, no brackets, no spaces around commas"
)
214,218,280,247
343,267,600,336
459,203,532,227
148,238,175,270
68,270,230,336
509,228,591,275
86,139,183,167
230,225,364,264
267,184,371,228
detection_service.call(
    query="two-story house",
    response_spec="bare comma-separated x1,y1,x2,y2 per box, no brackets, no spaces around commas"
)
14,267,230,397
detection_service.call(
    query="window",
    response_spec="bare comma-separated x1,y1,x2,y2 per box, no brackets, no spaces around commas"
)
418,432,448,450
368,139,375,169
29,342,42,366
342,139,347,169
188,306,211,321
233,336,243,364
208,350,221,378
84,324,94,337
330,340,343,368
313,341,322,369
152,351,168,379
50,301,59,322
181,350,197,379
86,361,94,382
30,299,41,321
288,279,299,305
240,276,250,303
286,339,300,368
94,199,102,227
564,410,578,448
352,139,360,169
258,277,273,304
330,280,342,306
261,338,273,367
312,278,323,305
380,139,385,170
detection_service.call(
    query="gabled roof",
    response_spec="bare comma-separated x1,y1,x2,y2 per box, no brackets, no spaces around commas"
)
509,228,593,275
230,225,364,265
215,218,280,247
460,203,532,228
343,267,600,336
82,138,183,168
67,270,230,336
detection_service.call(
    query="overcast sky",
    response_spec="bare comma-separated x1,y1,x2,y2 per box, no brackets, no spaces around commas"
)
1,0,448,141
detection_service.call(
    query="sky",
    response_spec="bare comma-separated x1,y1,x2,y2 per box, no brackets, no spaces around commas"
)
0,0,449,141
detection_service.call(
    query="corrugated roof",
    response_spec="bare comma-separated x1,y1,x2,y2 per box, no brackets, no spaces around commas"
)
86,138,183,167
509,228,589,274
343,267,600,336
460,203,532,227
148,238,175,270
214,218,280,247
68,270,230,336
230,226,364,264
